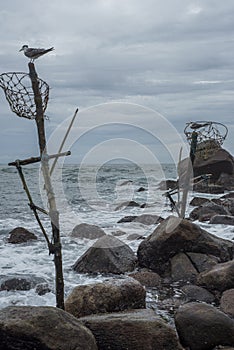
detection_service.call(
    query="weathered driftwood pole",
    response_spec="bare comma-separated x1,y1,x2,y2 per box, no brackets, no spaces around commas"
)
28,62,64,309
180,133,197,219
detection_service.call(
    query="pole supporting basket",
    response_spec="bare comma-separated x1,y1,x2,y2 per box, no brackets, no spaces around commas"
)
0,72,49,119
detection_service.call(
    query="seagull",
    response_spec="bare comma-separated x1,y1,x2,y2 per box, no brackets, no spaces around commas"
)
19,45,54,62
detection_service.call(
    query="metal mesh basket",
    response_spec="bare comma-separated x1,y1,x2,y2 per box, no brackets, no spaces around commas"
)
0,72,49,119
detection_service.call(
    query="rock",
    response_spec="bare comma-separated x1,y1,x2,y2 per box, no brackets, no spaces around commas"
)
189,202,229,222
158,179,178,190
71,223,106,239
134,214,164,225
186,252,220,272
181,284,215,303
217,173,234,191
0,306,98,350
175,302,234,350
115,201,140,211
111,230,126,236
193,183,225,194
193,144,234,181
137,186,146,192
0,275,46,292
117,215,137,223
8,227,37,244
129,270,162,287
220,289,234,317
170,253,198,282
137,216,233,276
210,215,234,225
117,214,163,225
196,260,234,292
221,192,234,199
80,309,183,350
65,277,146,318
35,283,51,296
223,198,234,215
190,197,210,206
126,233,144,240
73,235,136,274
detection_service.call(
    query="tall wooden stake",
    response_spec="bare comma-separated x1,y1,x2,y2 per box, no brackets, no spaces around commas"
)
28,62,64,309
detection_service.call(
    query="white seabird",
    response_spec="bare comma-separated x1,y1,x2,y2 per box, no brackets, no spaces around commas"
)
19,45,54,62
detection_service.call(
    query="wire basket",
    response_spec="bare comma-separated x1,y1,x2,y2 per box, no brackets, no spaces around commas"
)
0,72,49,119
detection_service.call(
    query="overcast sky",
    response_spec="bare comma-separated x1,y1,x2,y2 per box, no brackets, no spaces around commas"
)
0,0,234,165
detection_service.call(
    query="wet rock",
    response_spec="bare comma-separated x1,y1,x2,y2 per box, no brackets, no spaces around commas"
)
0,275,46,291
137,186,146,192
65,277,146,318
137,216,233,276
129,270,162,287
71,223,106,239
209,215,234,226
115,201,140,211
80,309,183,350
181,284,215,303
175,302,234,350
190,197,210,206
0,306,98,350
73,235,136,274
189,202,229,222
8,227,37,244
117,214,163,225
158,179,178,190
196,260,234,292
170,253,198,282
111,230,126,236
221,192,234,199
220,289,234,317
223,198,234,215
117,215,137,223
35,283,51,296
134,214,164,225
126,233,144,240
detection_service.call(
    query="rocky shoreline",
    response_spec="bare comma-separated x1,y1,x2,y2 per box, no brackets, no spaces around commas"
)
1,197,234,350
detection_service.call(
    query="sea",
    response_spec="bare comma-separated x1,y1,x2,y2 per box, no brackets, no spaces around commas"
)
1,163,234,318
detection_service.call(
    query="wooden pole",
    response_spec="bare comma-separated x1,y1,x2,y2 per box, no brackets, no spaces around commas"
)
28,62,64,309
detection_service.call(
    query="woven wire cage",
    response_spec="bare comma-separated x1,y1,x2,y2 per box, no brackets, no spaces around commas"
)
0,72,49,119
184,121,228,146
184,121,228,160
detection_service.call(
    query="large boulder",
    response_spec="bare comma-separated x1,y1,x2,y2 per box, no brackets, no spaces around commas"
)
0,306,97,350
178,142,234,192
80,309,183,350
73,235,136,274
8,227,37,244
175,302,234,350
196,260,234,292
137,216,233,276
65,277,146,318
71,223,106,239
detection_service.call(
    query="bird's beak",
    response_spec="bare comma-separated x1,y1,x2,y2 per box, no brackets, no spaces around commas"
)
19,48,23,52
